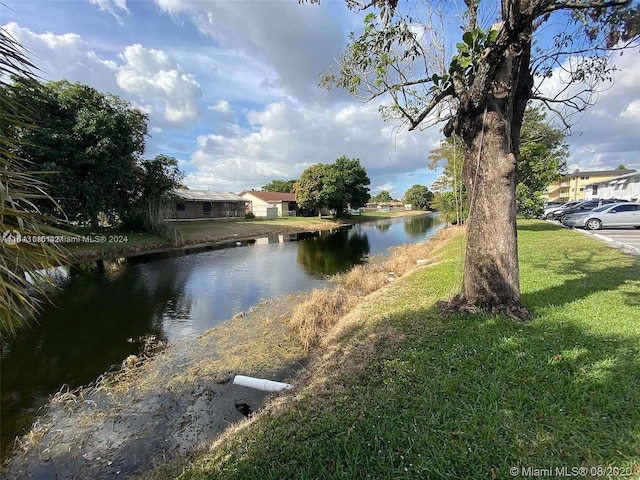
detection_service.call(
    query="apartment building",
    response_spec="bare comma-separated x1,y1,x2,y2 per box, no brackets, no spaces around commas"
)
584,170,640,202
543,169,636,202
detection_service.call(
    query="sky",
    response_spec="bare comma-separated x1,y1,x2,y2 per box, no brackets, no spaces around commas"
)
2,0,640,199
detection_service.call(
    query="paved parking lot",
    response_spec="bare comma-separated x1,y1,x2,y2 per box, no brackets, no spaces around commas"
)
579,227,640,255
548,219,640,255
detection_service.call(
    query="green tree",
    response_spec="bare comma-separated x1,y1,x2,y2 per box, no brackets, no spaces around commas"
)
139,155,184,201
319,0,640,317
262,179,297,193
403,185,434,210
427,136,468,223
516,106,568,218
428,136,465,193
1,28,66,335
372,190,393,202
430,192,469,225
295,157,370,215
294,164,328,213
324,156,371,215
616,164,627,170
122,155,184,233
5,78,148,227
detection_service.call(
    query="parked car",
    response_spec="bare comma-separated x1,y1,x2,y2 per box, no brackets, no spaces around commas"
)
543,201,564,209
551,199,628,221
562,202,640,230
542,201,582,220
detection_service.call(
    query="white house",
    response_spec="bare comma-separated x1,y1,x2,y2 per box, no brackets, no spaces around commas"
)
583,171,640,202
239,191,299,218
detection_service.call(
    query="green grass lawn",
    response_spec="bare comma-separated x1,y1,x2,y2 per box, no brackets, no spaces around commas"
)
177,216,325,233
64,231,168,254
168,220,640,479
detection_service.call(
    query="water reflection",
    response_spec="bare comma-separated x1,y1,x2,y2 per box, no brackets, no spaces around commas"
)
376,221,391,232
404,214,437,237
296,228,370,277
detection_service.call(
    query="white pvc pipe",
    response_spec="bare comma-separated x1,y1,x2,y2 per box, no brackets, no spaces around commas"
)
233,375,292,392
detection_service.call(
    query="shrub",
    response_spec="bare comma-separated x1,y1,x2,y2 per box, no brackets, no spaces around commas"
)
516,184,544,219
119,209,147,232
245,212,255,219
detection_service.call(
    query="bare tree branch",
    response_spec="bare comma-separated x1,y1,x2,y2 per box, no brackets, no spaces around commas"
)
465,0,479,29
407,86,454,131
535,98,574,130
540,0,631,15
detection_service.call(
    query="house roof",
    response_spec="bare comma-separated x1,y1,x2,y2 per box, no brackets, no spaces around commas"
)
563,169,636,179
173,189,246,202
239,190,297,203
584,170,640,187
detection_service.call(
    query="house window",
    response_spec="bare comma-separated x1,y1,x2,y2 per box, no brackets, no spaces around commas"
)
203,202,212,213
580,176,590,180
592,186,598,195
177,202,186,211
579,187,584,192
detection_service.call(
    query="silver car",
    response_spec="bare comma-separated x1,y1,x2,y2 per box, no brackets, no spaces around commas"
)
562,202,640,230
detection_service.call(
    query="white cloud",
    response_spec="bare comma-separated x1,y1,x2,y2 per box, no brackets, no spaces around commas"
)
164,47,289,108
3,24,202,127
621,100,640,121
208,100,231,114
154,0,349,103
3,22,119,93
116,44,202,124
88,0,129,25
184,100,439,193
536,49,640,172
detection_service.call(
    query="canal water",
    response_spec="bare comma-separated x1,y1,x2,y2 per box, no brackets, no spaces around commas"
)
0,213,444,460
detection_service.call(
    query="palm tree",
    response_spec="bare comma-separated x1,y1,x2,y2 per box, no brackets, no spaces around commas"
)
1,26,67,336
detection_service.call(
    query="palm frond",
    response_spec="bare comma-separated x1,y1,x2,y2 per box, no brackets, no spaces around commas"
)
0,27,68,337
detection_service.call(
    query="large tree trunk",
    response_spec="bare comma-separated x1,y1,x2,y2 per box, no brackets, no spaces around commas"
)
445,24,533,320
454,111,528,319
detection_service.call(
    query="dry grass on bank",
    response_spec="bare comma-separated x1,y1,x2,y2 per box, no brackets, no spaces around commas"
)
289,226,464,350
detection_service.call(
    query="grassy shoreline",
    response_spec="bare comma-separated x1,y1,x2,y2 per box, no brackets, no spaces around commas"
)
65,211,430,263
154,220,640,479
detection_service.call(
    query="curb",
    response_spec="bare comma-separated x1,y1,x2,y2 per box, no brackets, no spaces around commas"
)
574,228,640,256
